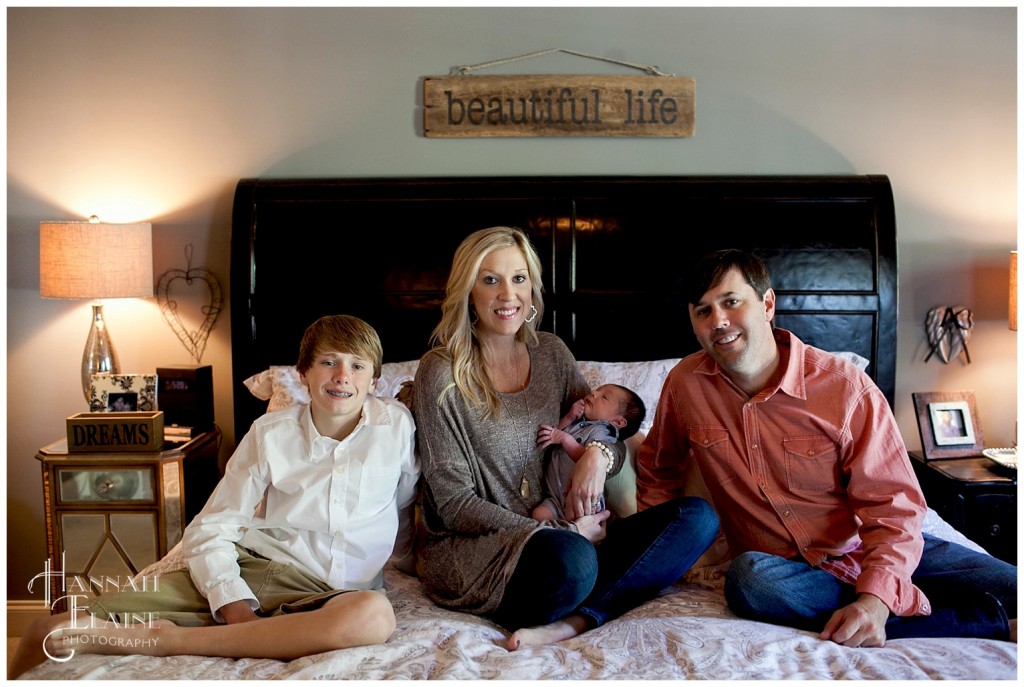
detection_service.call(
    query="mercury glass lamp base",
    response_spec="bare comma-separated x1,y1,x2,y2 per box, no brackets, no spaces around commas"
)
82,303,121,402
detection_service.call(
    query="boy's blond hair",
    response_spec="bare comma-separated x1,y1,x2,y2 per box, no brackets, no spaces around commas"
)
296,314,383,379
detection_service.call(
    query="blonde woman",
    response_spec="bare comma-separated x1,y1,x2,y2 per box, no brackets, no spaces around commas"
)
412,227,717,650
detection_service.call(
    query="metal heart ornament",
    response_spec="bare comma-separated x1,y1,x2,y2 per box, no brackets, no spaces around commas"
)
157,246,223,364
924,305,974,364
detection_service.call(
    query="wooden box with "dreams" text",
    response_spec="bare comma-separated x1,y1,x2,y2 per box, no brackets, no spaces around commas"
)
66,411,165,453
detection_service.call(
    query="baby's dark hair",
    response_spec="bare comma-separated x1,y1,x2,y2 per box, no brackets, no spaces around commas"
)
611,384,646,440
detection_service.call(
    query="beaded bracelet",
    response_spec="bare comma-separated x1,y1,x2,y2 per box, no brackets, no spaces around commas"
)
586,441,616,474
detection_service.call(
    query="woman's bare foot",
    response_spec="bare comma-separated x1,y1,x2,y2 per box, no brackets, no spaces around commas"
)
507,614,589,651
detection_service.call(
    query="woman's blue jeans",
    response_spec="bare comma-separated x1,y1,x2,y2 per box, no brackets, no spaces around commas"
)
724,533,1016,640
493,497,719,631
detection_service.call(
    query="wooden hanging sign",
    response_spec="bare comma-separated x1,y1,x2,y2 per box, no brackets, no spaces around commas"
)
423,75,695,138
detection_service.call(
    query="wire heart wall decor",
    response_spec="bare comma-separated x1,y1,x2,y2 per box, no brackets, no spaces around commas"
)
924,305,974,364
157,245,222,363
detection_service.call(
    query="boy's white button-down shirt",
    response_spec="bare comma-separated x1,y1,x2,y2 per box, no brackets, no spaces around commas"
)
183,396,419,620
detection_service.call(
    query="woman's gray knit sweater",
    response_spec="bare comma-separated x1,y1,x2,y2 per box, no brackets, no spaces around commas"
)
412,332,623,614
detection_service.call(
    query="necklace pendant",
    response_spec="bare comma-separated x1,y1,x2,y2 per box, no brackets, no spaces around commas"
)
520,476,530,499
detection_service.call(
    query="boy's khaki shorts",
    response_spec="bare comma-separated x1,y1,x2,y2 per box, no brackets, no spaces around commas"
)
85,546,353,627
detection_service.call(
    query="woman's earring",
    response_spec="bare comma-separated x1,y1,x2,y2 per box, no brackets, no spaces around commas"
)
524,304,538,324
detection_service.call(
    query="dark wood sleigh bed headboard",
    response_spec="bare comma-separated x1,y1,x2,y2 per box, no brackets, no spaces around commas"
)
229,175,897,442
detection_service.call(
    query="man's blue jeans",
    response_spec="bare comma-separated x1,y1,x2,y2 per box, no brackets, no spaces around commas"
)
724,534,1016,640
494,497,719,631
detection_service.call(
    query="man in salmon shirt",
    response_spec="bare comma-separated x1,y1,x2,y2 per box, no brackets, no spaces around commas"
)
637,249,1016,647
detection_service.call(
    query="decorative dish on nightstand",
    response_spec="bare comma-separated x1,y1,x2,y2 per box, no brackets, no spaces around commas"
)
982,447,1017,470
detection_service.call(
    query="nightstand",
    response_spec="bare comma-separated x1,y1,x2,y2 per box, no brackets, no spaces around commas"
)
35,427,222,612
909,451,1016,565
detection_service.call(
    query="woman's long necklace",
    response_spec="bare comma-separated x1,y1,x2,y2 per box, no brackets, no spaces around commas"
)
496,344,532,499
517,390,532,500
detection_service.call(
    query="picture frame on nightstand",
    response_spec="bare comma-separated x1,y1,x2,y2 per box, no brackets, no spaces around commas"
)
89,373,158,413
912,390,985,460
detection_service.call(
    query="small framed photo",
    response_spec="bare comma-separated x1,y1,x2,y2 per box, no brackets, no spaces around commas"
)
912,391,985,460
928,402,975,446
89,373,158,413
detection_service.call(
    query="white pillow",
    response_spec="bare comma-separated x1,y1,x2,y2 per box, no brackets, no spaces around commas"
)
244,352,868,422
831,350,870,371
375,360,419,398
243,360,420,411
577,359,682,436
243,365,310,412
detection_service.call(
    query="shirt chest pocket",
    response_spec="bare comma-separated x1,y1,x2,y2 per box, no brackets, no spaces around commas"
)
783,436,840,492
356,459,401,516
688,426,736,484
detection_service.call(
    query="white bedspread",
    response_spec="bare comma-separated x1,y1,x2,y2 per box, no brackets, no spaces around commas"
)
20,510,1016,680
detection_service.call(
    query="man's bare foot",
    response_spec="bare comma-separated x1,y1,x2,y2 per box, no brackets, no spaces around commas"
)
507,614,589,651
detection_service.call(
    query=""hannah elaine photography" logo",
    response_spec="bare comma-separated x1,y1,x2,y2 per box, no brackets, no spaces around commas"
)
28,553,162,662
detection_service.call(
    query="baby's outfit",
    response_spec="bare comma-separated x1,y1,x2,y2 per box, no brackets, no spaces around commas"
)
539,420,620,520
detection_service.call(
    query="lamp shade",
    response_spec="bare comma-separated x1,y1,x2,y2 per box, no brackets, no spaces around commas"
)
40,221,153,299
1011,250,1018,332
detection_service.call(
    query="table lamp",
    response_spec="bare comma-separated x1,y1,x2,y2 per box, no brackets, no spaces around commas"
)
39,217,154,401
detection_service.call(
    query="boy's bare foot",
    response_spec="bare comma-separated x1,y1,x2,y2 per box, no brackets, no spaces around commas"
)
46,618,178,658
507,614,589,651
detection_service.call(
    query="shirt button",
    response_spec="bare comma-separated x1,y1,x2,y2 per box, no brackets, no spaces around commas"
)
751,444,758,450
783,510,791,516
922,603,930,612
807,450,815,456
335,466,344,474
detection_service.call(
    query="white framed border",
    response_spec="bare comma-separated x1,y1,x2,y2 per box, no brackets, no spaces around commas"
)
89,373,158,413
928,400,976,446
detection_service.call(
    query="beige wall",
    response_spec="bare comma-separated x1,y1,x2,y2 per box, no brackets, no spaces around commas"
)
7,7,1017,600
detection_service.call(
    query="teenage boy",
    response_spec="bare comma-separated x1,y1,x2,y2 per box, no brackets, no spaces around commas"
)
11,315,419,677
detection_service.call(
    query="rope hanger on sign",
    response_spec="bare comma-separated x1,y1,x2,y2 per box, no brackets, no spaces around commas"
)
449,48,674,77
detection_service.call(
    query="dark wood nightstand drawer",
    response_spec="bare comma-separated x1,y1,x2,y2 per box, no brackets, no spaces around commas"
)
909,451,1016,565
956,492,1016,564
